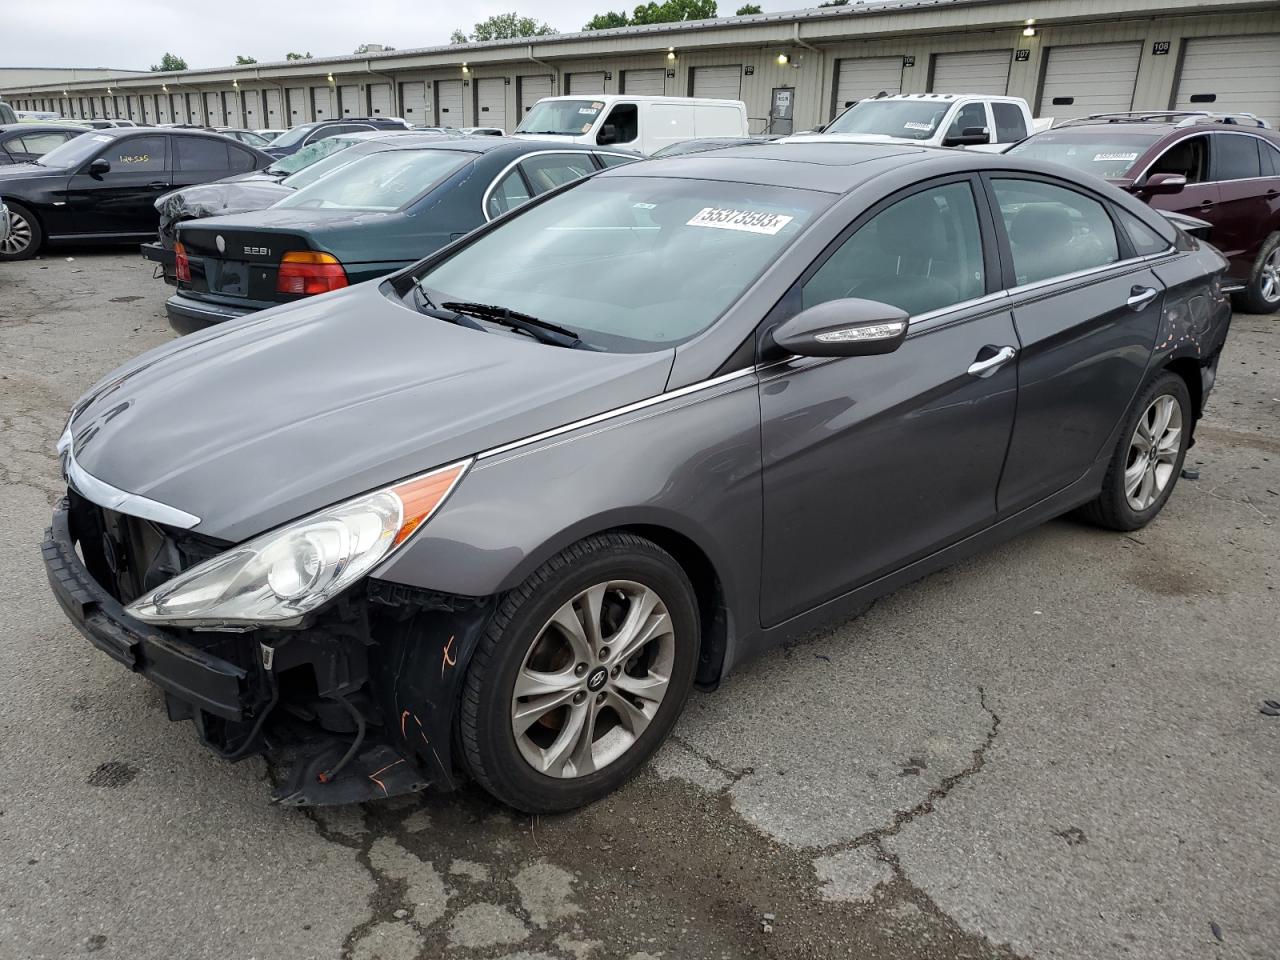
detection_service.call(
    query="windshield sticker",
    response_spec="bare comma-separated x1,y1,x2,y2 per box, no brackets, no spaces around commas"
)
578,107,600,115
1093,152,1139,162
903,121,935,132
91,134,112,142
687,207,794,236
580,123,592,133
632,202,657,209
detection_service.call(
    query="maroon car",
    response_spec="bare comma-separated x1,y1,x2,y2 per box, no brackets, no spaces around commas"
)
1009,112,1280,314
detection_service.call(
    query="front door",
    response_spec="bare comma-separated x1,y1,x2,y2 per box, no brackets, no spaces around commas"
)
1143,133,1221,227
759,177,1018,626
986,175,1166,514
68,134,170,237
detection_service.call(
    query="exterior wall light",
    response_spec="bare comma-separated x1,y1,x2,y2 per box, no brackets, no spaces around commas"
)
1023,25,1036,37
462,62,470,74
326,72,335,83
776,52,790,65
667,47,677,61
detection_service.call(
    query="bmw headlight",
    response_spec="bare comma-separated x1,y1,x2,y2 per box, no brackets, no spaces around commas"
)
127,460,471,627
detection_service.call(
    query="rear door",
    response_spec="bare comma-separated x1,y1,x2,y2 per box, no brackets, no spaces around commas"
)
759,176,1018,625
1206,132,1271,272
68,133,170,236
985,174,1167,514
171,135,235,189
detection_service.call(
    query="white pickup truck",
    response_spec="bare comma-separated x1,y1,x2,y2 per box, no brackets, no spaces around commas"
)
786,93,1040,152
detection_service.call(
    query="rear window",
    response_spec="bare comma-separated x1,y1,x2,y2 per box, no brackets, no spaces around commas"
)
276,148,470,212
175,137,229,171
1006,131,1163,179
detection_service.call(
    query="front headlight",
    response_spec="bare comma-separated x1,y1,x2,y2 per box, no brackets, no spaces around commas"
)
126,460,471,627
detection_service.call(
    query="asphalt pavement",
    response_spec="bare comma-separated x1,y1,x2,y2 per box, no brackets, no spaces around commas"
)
1,251,1276,960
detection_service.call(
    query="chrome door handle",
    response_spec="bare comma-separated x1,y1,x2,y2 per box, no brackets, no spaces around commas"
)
967,345,1017,377
1127,286,1159,311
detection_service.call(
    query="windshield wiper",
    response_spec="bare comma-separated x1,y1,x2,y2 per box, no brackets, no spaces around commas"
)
517,130,570,135
441,300,584,349
410,285,487,332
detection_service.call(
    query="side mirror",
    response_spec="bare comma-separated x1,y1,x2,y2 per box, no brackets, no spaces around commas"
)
811,122,827,134
942,126,991,147
1138,172,1186,196
771,298,910,358
88,157,111,177
597,123,619,145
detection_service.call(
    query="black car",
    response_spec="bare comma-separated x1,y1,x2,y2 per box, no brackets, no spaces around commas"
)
262,117,411,158
0,124,89,164
0,127,273,261
167,138,638,333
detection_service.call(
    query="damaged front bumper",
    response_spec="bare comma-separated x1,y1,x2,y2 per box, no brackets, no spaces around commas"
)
42,495,494,805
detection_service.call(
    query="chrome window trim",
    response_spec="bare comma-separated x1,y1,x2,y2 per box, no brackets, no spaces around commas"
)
1003,249,1174,300
58,427,201,529
480,149,607,222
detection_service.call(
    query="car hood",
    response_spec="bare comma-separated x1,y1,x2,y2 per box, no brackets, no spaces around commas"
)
783,133,921,146
0,162,62,181
66,281,674,541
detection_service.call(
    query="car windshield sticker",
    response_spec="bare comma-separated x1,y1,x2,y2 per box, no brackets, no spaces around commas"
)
578,107,599,115
1093,152,1139,163
91,134,111,142
633,202,657,209
904,121,934,132
687,207,794,236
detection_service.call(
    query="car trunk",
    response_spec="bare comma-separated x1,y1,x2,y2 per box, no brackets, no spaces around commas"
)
179,224,318,305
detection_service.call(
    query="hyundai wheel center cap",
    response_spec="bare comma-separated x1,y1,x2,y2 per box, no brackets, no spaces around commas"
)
586,667,608,692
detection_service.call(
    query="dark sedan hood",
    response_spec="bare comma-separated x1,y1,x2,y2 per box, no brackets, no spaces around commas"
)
0,162,61,181
67,283,673,542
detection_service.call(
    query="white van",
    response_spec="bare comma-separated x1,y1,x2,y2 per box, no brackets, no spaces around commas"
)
514,95,749,156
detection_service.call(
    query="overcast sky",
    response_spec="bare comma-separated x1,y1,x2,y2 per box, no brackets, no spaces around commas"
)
12,0,795,70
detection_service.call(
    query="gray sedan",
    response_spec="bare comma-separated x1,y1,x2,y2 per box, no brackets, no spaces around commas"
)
43,142,1231,812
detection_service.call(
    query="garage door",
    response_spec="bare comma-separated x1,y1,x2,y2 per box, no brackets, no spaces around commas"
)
334,85,356,118
368,82,392,118
399,81,428,123
435,79,463,125
930,50,1011,95
222,91,241,127
286,87,308,124
264,88,283,125
520,75,553,116
1175,35,1280,128
127,95,141,121
834,56,904,111
568,72,606,95
475,77,507,131
691,65,742,100
242,90,261,126
1037,42,1141,120
156,94,170,123
312,86,334,120
622,68,665,95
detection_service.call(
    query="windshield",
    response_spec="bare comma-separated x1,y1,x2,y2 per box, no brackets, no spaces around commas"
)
267,123,323,150
417,176,825,353
1006,132,1163,179
516,99,605,136
266,135,358,176
824,100,951,140
276,148,469,212
33,131,107,167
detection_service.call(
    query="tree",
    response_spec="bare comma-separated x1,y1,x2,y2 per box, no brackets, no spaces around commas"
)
735,3,762,12
234,54,257,64
451,13,558,43
149,52,188,72
353,43,396,54
818,0,849,6
285,51,313,60
584,10,629,29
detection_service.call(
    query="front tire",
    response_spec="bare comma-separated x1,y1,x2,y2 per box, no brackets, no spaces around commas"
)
459,532,699,813
1077,371,1191,531
0,202,41,261
1231,233,1280,315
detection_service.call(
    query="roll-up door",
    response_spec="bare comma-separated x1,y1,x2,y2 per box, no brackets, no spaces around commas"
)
1037,42,1141,119
338,85,359,117
204,92,223,125
242,90,260,126
691,65,742,100
225,91,244,127
1174,35,1280,128
367,82,391,117
622,69,665,95
475,77,507,131
435,79,463,125
567,72,606,95
399,81,428,123
833,56,904,111
520,75,553,115
264,88,283,125
929,50,1011,95
311,85,334,120
127,95,141,120
286,87,307,124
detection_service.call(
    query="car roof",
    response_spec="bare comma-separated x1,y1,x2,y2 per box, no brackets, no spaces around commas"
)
0,122,89,133
1043,116,1277,139
352,135,612,156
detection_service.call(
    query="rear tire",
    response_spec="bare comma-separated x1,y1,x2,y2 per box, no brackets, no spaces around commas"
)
1231,233,1280,315
1077,371,1191,531
0,202,41,261
459,532,699,813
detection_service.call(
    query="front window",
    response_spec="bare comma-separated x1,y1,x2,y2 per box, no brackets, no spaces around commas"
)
266,123,321,149
418,176,827,352
266,135,360,176
34,131,112,168
1007,132,1163,180
516,99,605,136
275,148,469,212
824,100,952,140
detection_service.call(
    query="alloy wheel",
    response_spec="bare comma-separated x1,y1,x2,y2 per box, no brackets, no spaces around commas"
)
1260,248,1280,305
1,212,32,255
1125,394,1183,512
511,580,675,778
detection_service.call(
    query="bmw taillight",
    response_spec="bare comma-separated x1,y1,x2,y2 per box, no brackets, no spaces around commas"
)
276,251,348,296
174,242,190,283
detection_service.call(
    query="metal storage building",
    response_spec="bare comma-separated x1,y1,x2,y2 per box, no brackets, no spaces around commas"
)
4,0,1279,133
